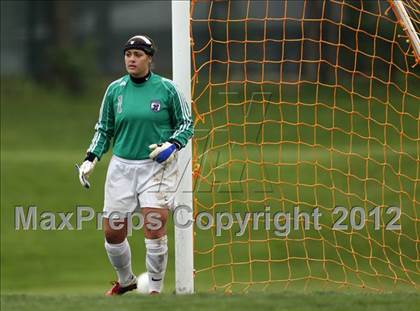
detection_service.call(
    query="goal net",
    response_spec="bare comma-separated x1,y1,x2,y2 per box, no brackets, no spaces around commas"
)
190,0,419,292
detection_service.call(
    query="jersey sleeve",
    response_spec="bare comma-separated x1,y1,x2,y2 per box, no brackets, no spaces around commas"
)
86,84,115,159
167,82,194,148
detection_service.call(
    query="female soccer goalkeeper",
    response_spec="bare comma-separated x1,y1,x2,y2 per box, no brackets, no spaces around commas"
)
77,35,193,295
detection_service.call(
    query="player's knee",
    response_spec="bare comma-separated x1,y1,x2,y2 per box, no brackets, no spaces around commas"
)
143,211,167,239
104,226,126,244
105,232,126,244
144,225,166,239
103,217,127,243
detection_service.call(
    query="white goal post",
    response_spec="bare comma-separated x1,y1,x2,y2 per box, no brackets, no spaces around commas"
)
172,0,194,294
388,0,420,64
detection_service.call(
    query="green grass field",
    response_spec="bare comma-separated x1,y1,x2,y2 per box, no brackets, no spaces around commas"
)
2,292,420,311
1,79,419,310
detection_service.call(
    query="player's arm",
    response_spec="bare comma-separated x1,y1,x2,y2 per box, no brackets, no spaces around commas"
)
167,83,193,149
77,85,115,187
149,82,193,164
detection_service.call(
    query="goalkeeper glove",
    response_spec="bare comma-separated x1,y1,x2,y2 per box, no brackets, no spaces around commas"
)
76,152,98,188
149,141,180,164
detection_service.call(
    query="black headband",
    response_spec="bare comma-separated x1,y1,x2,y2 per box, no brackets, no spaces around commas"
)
123,36,155,56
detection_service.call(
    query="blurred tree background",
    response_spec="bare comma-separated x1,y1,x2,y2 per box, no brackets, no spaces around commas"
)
1,1,173,94
1,0,399,93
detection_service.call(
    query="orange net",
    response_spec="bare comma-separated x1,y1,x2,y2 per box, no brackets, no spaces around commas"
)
190,0,419,292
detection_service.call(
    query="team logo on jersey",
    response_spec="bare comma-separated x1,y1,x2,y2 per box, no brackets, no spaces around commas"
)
150,100,161,112
117,95,123,113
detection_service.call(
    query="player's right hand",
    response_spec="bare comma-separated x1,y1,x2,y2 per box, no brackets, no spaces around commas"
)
79,158,97,178
77,153,98,188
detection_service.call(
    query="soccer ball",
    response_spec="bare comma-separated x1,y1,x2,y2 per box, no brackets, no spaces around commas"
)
136,272,149,294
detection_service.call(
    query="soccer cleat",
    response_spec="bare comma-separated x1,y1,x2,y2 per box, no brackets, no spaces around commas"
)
105,276,137,296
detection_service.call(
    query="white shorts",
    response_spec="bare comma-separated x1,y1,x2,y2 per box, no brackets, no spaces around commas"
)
103,155,178,219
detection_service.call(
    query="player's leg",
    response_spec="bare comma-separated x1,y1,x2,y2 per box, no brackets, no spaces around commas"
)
142,207,169,294
103,156,139,295
138,158,178,294
103,217,137,292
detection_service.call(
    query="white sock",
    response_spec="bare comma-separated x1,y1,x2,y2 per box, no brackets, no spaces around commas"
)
104,239,134,286
145,235,168,293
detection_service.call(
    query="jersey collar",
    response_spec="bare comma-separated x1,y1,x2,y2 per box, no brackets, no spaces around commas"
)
129,71,151,85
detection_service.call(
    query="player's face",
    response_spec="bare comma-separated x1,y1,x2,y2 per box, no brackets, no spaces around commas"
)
125,49,152,77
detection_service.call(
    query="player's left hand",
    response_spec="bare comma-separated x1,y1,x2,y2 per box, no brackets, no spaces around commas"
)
149,142,178,164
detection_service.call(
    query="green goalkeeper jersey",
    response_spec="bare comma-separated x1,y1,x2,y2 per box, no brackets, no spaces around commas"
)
87,73,193,160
